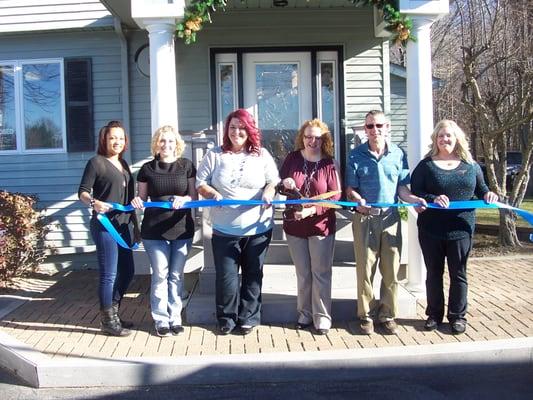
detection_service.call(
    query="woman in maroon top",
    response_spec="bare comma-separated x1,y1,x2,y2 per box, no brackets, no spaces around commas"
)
279,119,341,335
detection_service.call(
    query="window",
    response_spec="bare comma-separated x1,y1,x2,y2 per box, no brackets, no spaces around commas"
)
65,58,93,152
215,54,238,137
0,59,66,153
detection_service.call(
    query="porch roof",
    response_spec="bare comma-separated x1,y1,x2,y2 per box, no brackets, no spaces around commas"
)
101,0,363,29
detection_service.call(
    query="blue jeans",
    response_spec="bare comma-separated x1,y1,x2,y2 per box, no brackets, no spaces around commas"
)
90,218,135,309
143,238,192,328
211,230,272,330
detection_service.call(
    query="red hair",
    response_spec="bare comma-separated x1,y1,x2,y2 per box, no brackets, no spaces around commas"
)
96,120,128,158
222,109,262,155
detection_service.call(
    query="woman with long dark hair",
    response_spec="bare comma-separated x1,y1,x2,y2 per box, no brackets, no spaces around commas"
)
78,121,137,336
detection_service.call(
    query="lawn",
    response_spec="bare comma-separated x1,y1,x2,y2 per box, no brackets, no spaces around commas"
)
476,198,533,228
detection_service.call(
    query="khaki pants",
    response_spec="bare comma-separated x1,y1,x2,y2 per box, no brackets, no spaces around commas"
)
286,234,335,330
352,210,401,321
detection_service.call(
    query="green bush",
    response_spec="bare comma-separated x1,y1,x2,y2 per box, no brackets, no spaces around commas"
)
0,191,51,288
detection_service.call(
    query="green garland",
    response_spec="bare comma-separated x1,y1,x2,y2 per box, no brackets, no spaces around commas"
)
176,0,414,46
176,0,227,45
354,0,414,45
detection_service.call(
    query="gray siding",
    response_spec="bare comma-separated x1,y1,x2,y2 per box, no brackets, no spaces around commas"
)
1,7,386,254
127,7,384,174
390,74,407,149
0,0,113,33
0,30,123,253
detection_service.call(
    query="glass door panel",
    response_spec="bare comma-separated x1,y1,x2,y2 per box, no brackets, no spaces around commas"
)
244,53,312,166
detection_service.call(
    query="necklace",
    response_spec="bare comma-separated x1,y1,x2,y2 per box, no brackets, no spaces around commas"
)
229,153,247,188
303,158,320,197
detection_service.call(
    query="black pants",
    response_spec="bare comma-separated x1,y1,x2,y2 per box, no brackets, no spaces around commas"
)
418,233,472,323
212,230,272,329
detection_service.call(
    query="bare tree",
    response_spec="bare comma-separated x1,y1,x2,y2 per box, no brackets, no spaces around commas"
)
431,0,533,247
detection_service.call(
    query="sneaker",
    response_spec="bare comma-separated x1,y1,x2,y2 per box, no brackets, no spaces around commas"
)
315,328,329,335
155,326,172,337
381,320,399,335
170,325,184,335
451,320,467,335
424,317,439,331
238,325,254,335
360,319,374,335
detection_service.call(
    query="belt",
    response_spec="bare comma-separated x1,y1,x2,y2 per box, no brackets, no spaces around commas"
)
358,207,391,216
370,207,390,215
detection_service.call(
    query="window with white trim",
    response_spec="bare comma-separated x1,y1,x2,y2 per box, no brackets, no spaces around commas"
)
0,59,66,153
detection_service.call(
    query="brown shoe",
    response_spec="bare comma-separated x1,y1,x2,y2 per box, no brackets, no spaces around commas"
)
382,320,399,335
360,319,374,335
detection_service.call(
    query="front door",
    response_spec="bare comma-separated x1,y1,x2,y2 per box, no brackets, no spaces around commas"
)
214,49,340,166
243,52,312,165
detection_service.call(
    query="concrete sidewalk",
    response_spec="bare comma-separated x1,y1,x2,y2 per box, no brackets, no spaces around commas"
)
0,256,531,387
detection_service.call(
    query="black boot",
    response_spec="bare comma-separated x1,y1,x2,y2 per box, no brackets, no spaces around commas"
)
100,306,131,336
112,301,134,329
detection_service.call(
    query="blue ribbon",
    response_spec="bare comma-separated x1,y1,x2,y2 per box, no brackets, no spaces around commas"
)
99,199,533,249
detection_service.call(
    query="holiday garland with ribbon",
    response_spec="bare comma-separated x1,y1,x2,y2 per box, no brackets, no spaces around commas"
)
176,0,413,46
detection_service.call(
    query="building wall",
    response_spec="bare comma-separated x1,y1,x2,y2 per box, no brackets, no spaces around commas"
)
0,0,113,33
0,30,123,253
127,7,385,172
1,7,390,253
390,74,408,150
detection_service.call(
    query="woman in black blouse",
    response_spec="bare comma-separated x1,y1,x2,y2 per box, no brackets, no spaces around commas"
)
131,125,197,337
78,121,138,337
411,120,497,334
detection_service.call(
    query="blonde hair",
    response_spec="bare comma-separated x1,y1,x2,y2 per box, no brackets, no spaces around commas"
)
150,125,185,158
294,119,334,158
425,119,474,163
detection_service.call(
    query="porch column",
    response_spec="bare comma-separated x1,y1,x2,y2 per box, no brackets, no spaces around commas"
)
145,22,178,133
405,16,437,292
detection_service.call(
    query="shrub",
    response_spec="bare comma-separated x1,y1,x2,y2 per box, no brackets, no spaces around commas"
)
0,191,51,288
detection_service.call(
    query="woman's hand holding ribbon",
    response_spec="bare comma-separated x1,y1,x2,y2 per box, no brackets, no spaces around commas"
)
93,199,112,214
131,196,144,210
434,194,450,208
294,206,316,220
171,195,191,209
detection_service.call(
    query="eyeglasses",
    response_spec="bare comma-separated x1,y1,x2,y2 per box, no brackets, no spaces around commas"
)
365,123,386,129
303,135,323,141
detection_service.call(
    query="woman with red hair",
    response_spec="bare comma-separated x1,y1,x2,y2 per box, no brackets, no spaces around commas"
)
78,121,138,337
196,109,279,335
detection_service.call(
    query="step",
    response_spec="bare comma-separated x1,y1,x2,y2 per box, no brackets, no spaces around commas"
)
184,264,417,325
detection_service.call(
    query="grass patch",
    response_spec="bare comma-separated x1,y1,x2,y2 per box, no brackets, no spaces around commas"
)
476,198,533,228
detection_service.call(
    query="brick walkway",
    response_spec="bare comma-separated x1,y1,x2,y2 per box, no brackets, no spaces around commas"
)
0,257,531,360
